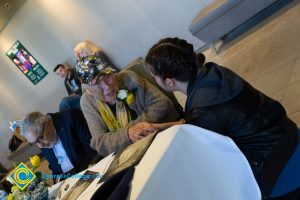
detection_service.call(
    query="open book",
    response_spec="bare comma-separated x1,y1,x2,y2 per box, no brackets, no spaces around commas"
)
99,131,157,182
60,170,99,200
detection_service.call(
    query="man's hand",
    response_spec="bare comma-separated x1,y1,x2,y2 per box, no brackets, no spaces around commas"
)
152,119,186,131
128,122,158,143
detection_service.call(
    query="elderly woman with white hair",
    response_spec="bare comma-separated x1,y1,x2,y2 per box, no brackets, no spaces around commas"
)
74,41,117,69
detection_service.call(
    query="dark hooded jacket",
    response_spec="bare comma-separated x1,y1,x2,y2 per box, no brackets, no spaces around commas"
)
64,68,82,96
185,62,298,197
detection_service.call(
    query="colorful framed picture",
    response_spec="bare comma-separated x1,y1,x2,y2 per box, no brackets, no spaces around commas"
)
6,41,48,85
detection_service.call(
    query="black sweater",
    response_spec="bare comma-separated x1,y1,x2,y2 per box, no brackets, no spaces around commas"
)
185,62,298,197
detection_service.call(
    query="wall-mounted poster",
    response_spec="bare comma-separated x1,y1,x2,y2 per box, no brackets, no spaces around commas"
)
6,41,48,85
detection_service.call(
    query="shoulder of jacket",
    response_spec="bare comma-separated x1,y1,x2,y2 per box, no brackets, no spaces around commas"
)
116,70,145,87
80,93,97,108
116,70,139,79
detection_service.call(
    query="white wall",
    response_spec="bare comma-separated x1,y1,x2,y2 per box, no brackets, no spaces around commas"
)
0,0,211,168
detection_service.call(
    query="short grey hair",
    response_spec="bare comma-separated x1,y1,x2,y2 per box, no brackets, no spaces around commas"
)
19,112,48,136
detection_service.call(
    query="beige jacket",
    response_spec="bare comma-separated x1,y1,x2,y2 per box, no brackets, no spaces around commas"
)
81,70,179,156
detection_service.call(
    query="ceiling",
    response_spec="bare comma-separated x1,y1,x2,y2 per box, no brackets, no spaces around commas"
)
0,0,26,32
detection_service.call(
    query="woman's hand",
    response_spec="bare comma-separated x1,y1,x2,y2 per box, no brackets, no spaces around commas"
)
128,119,185,142
152,119,186,131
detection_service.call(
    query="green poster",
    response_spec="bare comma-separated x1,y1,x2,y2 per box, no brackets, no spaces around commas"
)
6,41,48,85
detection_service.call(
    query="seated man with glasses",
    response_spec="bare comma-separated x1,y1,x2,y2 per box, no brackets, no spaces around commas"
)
19,110,98,182
76,55,180,157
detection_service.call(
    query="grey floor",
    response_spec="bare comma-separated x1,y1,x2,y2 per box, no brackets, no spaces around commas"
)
175,0,300,127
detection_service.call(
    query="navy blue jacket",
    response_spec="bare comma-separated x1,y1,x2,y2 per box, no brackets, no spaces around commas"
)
41,110,97,175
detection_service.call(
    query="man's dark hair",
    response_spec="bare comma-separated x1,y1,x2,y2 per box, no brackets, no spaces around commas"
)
53,64,65,72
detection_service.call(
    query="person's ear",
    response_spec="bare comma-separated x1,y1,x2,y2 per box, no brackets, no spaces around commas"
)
165,78,175,90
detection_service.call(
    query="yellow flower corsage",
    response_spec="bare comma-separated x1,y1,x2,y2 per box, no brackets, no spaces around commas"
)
126,93,135,105
117,89,135,105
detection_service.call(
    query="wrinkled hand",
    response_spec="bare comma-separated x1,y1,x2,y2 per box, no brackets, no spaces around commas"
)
128,122,158,142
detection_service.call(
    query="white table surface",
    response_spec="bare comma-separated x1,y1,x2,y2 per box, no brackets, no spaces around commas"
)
129,124,261,200
49,124,261,200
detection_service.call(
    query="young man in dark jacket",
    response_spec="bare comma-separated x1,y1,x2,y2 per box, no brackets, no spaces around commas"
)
54,64,82,111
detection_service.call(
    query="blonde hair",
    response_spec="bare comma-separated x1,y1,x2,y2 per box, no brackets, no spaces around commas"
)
73,41,102,60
